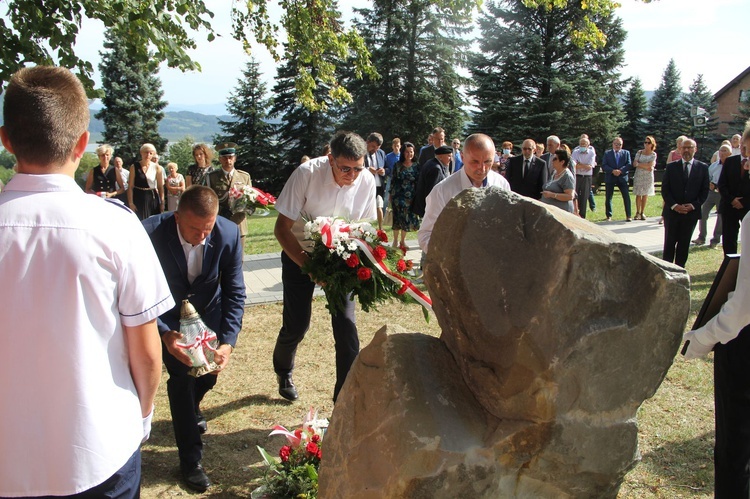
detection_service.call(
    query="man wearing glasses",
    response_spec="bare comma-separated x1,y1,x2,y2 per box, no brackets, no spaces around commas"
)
272,131,376,402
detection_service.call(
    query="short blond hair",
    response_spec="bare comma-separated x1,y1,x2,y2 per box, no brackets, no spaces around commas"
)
3,66,89,166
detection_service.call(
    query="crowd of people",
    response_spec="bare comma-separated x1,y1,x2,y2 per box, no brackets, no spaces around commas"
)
2,64,750,497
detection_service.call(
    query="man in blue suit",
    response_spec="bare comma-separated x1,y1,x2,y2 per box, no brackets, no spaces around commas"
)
142,186,246,492
602,137,633,221
661,138,710,268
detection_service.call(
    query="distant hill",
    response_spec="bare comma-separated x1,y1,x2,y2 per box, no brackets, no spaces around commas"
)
89,110,234,144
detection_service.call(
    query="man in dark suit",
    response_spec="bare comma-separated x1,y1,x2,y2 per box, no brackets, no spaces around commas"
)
602,137,633,222
718,142,750,255
506,138,547,200
411,145,452,217
661,138,710,268
142,186,246,492
418,126,453,172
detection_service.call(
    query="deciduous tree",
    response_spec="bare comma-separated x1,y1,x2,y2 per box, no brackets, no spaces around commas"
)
1,0,650,110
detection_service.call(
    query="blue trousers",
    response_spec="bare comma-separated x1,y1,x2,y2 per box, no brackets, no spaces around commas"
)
29,449,141,498
605,176,632,218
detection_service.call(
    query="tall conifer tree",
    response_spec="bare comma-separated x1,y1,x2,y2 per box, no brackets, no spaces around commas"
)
96,31,168,162
340,0,470,144
467,0,626,150
270,48,341,176
646,59,689,166
620,78,648,155
217,59,282,193
683,74,718,161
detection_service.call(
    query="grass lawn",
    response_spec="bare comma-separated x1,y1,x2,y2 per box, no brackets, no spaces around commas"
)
587,187,664,223
140,206,731,498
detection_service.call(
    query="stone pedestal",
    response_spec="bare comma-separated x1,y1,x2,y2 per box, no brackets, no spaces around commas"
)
320,189,690,498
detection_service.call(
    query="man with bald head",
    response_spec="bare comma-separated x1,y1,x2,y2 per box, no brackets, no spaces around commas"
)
418,134,511,253
661,138,710,267
506,138,547,200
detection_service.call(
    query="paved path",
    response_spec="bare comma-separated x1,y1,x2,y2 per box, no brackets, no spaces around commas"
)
242,213,725,306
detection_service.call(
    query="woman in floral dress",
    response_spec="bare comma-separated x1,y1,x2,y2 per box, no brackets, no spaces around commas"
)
389,142,421,251
632,136,657,220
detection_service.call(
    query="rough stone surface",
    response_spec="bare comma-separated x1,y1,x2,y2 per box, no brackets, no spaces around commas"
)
319,189,690,498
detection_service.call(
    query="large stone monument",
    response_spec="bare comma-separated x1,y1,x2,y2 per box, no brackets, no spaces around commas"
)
320,188,690,498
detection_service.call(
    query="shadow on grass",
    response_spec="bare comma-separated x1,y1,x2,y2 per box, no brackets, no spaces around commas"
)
141,394,298,496
141,425,272,495
636,430,714,495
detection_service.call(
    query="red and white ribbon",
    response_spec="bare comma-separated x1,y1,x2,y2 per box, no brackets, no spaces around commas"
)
350,238,432,311
176,329,218,351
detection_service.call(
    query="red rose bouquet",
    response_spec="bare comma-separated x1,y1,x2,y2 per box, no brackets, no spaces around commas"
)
228,184,276,216
255,408,327,499
300,216,431,318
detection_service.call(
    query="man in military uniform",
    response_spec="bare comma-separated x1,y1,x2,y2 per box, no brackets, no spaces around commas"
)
205,142,252,238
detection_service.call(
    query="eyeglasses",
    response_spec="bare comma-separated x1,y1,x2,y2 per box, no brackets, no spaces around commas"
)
522,147,533,151
332,158,365,174
644,141,652,145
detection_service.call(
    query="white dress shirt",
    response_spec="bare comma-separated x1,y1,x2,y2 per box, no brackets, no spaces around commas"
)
0,174,174,496
418,169,511,253
275,156,377,251
177,226,206,284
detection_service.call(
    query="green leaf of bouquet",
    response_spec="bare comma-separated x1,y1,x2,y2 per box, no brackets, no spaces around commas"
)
257,445,279,466
422,305,430,323
305,463,319,480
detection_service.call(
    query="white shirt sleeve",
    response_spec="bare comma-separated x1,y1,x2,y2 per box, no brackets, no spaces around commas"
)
693,211,750,346
275,167,311,221
118,218,175,327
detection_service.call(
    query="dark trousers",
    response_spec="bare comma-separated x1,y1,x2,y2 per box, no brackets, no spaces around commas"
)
273,251,359,401
662,213,698,267
30,449,141,498
714,325,750,498
163,345,217,466
722,208,748,255
575,175,593,218
605,176,632,218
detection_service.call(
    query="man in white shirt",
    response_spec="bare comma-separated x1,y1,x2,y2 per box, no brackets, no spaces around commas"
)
683,116,750,497
365,132,387,230
0,66,174,497
571,134,597,219
419,134,511,254
273,131,376,402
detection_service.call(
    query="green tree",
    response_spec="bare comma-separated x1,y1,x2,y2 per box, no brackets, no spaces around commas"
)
164,136,197,176
646,59,689,167
0,0,215,94
467,0,626,149
620,78,648,155
683,74,719,161
270,49,341,177
1,0,650,110
217,59,282,194
95,30,168,163
0,148,15,169
339,0,470,144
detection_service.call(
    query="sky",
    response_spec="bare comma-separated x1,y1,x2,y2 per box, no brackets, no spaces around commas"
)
71,0,750,113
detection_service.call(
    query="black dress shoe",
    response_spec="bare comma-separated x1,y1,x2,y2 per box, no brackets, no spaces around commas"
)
278,375,299,401
195,409,207,434
181,461,211,492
